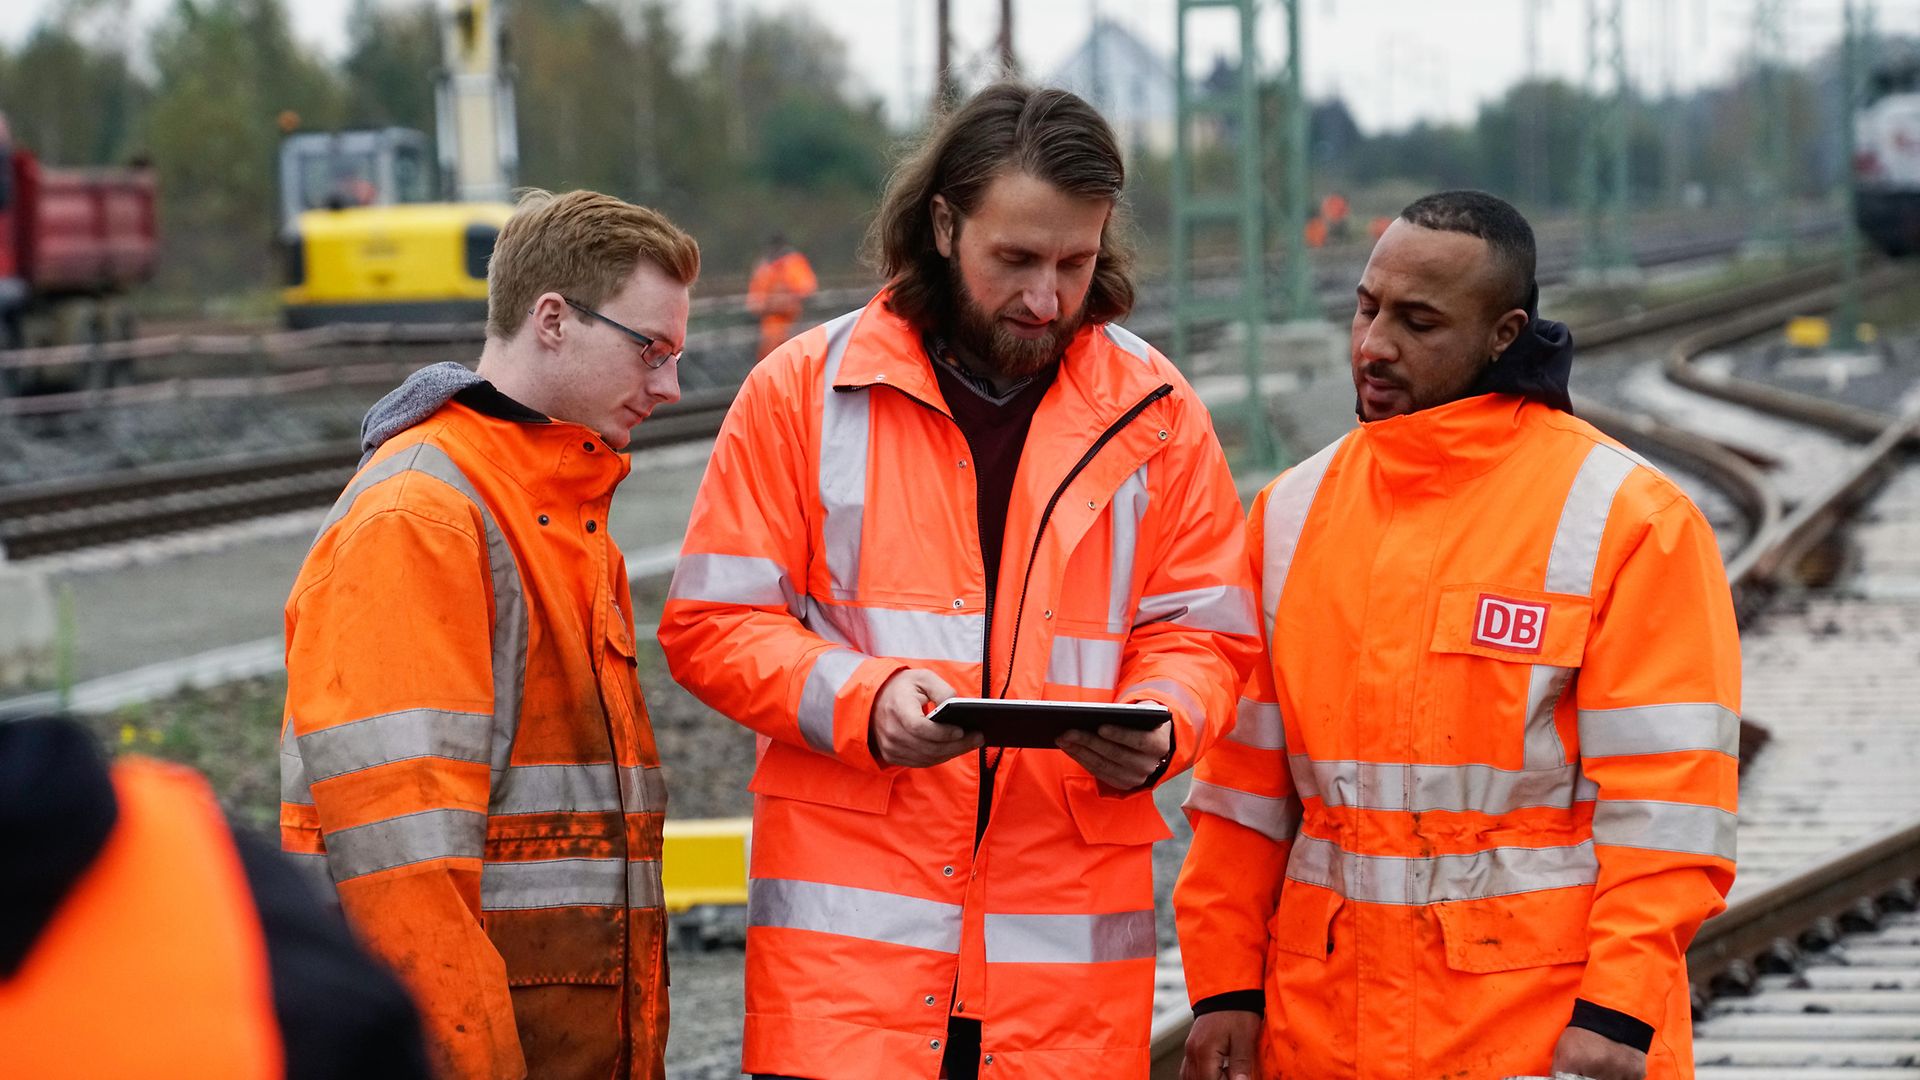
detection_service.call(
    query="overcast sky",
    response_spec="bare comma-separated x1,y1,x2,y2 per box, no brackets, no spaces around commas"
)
2,0,1903,133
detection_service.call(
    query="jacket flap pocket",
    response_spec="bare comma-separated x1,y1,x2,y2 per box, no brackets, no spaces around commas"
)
1269,881,1342,960
1430,583,1590,666
1435,885,1591,973
1063,776,1175,846
747,738,895,814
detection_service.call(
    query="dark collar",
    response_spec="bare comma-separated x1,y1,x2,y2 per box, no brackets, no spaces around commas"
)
454,381,550,424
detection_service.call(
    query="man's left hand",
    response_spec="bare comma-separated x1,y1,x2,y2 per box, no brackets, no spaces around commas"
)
1058,721,1171,790
1551,1026,1647,1080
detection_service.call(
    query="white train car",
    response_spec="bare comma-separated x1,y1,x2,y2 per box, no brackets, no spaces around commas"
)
1857,62,1920,256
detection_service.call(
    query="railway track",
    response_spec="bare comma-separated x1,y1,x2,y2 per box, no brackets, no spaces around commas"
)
0,258,1860,562
1143,265,1920,1077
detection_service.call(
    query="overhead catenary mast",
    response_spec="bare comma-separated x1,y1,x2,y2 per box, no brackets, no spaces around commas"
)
435,0,518,205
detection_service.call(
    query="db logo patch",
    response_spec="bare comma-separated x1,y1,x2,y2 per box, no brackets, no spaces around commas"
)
1471,594,1549,654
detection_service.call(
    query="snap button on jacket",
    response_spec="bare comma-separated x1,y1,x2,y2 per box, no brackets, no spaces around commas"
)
659,297,1262,1079
1176,394,1741,1079
282,402,668,1080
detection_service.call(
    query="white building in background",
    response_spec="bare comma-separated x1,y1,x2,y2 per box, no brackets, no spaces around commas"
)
1045,18,1177,156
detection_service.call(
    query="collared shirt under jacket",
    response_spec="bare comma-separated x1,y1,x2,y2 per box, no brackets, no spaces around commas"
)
1175,393,1741,1079
658,295,1262,1079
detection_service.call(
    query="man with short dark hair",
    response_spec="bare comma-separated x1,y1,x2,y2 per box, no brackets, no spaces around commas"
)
659,83,1260,1079
282,188,698,1079
1175,190,1741,1080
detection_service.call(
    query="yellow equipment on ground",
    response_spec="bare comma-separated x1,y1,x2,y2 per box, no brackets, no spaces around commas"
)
661,818,751,913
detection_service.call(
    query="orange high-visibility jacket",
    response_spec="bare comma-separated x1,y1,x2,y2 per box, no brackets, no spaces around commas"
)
0,759,282,1079
658,296,1262,1079
747,250,819,321
1175,394,1740,1079
281,400,669,1080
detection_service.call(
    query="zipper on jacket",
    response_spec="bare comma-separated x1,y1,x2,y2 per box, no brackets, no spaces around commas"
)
997,383,1173,699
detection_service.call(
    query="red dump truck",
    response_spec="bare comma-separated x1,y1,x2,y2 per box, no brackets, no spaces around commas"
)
0,111,157,355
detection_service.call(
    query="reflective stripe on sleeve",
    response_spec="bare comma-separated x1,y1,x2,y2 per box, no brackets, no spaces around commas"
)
1135,585,1260,637
280,716,314,806
984,909,1157,964
748,877,963,954
1592,799,1738,860
1121,677,1207,743
1183,779,1301,842
1047,635,1122,690
1287,834,1598,905
1102,323,1154,363
296,707,493,783
324,807,486,882
1226,699,1286,750
797,647,867,754
668,552,799,613
489,763,668,816
1578,703,1741,758
1260,435,1348,637
818,311,867,601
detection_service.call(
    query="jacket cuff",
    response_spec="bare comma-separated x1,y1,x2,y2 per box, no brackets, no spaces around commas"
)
1567,998,1654,1053
842,656,910,772
1193,990,1264,1016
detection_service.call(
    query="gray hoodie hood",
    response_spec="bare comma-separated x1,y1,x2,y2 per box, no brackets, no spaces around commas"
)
359,362,485,465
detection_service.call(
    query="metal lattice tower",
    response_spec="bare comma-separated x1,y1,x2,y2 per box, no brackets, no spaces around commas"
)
1749,0,1793,252
1576,0,1632,275
1171,0,1276,467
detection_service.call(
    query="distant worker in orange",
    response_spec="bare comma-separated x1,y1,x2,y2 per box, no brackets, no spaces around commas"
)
746,232,819,358
1320,191,1351,241
281,189,698,1080
1176,190,1741,1080
1303,215,1328,249
0,714,429,1080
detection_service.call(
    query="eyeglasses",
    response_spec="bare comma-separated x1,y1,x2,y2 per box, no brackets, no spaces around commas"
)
563,297,682,369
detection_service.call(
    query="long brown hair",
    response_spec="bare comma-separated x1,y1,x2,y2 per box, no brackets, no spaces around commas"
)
866,82,1134,332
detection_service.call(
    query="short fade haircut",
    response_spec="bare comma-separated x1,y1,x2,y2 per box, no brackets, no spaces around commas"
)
869,82,1134,331
487,188,700,340
1399,190,1535,316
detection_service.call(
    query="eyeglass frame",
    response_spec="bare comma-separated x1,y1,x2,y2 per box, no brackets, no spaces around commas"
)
554,296,682,370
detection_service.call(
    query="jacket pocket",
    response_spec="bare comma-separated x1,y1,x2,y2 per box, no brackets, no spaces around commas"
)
1268,881,1342,960
1063,775,1174,846
1434,885,1592,972
747,737,896,814
1428,582,1591,665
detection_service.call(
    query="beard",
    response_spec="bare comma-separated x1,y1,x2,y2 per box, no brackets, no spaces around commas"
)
947,255,1084,379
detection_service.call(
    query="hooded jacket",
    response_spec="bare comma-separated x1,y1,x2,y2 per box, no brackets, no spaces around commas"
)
282,366,669,1080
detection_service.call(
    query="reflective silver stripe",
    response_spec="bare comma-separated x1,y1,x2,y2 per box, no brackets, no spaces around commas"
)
1287,834,1598,905
629,860,665,908
297,707,492,783
1523,665,1575,770
489,763,668,816
1136,585,1260,637
1592,799,1738,860
1046,635,1122,690
1293,757,1585,814
1227,698,1286,750
283,850,337,901
1122,677,1206,744
1182,779,1301,842
798,647,866,754
325,808,486,881
316,442,530,782
984,910,1157,964
481,857,626,909
818,311,866,601
1259,435,1348,641
748,877,963,953
668,552,799,613
1107,463,1151,633
280,716,313,806
805,602,985,663
1578,703,1741,758
1524,444,1636,770
1102,323,1154,363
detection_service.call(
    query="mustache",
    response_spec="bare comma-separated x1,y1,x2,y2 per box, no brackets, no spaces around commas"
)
1359,362,1407,389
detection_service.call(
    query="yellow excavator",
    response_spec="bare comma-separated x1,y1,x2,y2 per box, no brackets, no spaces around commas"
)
279,0,516,327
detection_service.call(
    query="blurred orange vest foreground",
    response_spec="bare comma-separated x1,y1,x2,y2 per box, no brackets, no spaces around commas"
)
1177,395,1741,1079
747,249,818,357
0,760,282,1079
281,400,668,1079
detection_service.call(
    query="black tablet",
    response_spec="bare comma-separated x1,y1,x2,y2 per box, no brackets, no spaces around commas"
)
925,698,1172,749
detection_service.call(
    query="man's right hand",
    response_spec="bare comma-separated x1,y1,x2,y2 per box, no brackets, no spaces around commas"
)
1182,1010,1261,1080
869,669,978,768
